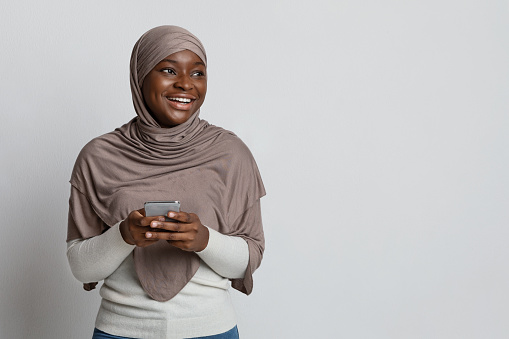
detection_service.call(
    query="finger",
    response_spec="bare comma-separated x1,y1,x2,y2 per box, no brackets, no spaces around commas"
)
130,208,166,227
167,211,193,223
145,230,191,241
149,220,189,232
138,215,166,227
131,208,146,219
137,238,159,247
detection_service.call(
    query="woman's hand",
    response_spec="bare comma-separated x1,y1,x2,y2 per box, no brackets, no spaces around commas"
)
145,211,210,252
119,208,166,247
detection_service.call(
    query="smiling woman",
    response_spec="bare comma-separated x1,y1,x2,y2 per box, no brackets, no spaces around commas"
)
66,26,265,339
142,50,207,127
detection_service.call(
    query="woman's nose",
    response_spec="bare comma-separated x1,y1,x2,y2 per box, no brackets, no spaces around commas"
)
174,75,193,90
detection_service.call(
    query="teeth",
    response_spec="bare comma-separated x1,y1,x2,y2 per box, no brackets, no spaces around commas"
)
168,97,192,103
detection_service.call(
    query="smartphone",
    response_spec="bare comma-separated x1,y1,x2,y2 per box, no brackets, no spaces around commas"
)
144,201,180,222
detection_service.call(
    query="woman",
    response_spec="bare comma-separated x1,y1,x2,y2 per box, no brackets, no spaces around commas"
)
67,25,265,339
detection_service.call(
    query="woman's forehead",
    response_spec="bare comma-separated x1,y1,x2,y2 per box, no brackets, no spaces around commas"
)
157,50,206,66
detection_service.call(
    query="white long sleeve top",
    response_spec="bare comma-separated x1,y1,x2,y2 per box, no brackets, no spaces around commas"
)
67,222,249,339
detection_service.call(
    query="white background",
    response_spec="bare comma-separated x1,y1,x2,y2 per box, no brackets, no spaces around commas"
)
1,1,508,338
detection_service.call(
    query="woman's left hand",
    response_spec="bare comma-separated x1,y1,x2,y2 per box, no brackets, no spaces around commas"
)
145,211,210,252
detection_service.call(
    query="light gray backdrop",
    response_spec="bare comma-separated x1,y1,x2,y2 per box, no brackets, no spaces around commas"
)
1,1,508,338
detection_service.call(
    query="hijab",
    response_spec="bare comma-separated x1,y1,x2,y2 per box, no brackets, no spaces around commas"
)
68,25,265,301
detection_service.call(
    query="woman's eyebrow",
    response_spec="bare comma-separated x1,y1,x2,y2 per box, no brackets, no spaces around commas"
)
161,59,177,64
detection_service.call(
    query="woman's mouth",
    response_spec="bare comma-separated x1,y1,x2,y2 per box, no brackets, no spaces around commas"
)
166,97,194,110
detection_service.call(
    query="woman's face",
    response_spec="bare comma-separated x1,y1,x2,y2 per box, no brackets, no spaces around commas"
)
142,50,207,127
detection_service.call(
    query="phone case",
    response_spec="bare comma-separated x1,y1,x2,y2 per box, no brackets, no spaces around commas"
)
144,201,180,222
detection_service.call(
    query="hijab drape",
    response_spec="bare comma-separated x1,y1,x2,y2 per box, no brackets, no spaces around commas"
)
68,25,265,301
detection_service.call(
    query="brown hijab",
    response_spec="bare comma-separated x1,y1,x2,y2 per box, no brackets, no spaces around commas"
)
68,25,265,301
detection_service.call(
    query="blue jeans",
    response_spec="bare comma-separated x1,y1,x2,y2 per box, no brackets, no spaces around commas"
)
92,326,239,339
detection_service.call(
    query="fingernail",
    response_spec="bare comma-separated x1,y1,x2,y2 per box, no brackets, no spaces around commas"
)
151,221,158,228
146,232,152,238
169,212,176,217
158,217,165,222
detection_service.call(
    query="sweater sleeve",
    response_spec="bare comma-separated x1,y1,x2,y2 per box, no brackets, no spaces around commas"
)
196,227,249,279
67,222,135,283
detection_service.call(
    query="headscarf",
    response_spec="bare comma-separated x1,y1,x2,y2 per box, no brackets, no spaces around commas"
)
68,25,265,301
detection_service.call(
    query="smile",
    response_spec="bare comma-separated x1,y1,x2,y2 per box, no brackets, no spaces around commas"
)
167,97,193,103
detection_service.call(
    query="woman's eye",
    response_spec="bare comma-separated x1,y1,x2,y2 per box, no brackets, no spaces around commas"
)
162,68,176,75
192,71,205,77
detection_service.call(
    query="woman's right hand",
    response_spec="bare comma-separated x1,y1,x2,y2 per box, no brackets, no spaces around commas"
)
119,208,165,247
